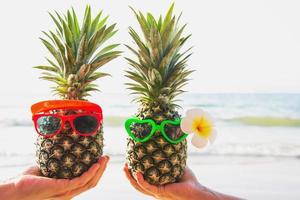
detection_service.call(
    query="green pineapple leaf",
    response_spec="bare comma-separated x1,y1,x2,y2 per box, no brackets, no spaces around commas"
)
126,3,193,108
35,5,121,100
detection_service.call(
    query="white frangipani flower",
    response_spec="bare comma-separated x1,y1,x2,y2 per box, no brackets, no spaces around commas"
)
180,108,217,148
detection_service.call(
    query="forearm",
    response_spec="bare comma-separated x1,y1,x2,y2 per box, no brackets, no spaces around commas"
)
0,182,19,200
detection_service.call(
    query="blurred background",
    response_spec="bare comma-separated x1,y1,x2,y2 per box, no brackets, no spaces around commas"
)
0,0,300,199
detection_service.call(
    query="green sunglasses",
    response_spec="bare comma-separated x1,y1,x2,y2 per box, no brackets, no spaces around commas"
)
124,117,188,144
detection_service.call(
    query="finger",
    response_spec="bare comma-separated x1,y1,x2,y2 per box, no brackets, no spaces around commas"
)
180,167,198,182
86,156,109,188
136,172,161,196
123,164,152,196
68,156,110,198
22,166,41,176
68,158,102,188
63,156,110,199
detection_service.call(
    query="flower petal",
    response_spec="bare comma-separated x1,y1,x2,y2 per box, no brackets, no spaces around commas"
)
186,108,204,119
191,135,208,148
180,116,194,134
209,129,217,144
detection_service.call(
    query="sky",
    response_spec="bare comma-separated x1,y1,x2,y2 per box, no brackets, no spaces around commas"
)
0,0,299,99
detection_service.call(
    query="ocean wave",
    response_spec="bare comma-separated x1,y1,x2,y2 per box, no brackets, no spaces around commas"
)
190,103,218,108
227,116,300,127
0,119,32,127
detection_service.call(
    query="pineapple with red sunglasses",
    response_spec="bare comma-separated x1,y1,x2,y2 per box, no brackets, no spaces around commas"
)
32,5,121,179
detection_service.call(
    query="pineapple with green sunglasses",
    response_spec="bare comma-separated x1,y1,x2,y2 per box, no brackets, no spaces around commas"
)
125,3,193,185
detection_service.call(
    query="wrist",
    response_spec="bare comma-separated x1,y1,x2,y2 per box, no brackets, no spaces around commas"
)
194,184,242,200
193,184,222,200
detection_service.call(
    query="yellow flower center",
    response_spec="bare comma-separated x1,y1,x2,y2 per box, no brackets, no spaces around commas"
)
192,117,213,139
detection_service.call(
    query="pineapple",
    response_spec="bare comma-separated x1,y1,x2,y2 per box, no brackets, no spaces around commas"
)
125,4,193,185
34,5,121,179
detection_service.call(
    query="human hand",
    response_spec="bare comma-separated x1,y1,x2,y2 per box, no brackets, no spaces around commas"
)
9,155,109,200
124,164,242,200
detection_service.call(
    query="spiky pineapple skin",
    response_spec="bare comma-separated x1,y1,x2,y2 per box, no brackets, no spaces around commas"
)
36,118,103,179
126,107,187,185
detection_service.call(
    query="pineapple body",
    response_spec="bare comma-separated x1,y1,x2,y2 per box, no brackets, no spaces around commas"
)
126,107,187,185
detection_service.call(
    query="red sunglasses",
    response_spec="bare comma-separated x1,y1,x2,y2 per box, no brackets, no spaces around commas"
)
31,100,103,138
33,112,102,138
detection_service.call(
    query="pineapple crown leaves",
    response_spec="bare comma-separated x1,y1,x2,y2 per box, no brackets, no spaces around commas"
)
34,5,122,100
125,3,194,108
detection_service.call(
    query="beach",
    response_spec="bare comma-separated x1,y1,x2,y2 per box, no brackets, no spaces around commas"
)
1,93,300,199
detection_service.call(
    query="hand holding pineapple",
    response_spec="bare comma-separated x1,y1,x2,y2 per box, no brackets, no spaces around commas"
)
0,156,109,200
124,164,243,200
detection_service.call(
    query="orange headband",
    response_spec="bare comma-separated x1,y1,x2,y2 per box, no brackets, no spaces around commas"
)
31,100,102,115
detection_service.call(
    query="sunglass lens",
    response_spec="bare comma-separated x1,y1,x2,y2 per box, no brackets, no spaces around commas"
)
130,122,153,140
37,116,61,135
74,116,99,135
164,123,185,141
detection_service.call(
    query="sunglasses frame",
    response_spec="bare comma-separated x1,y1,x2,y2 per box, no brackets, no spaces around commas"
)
125,117,188,144
33,111,103,138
